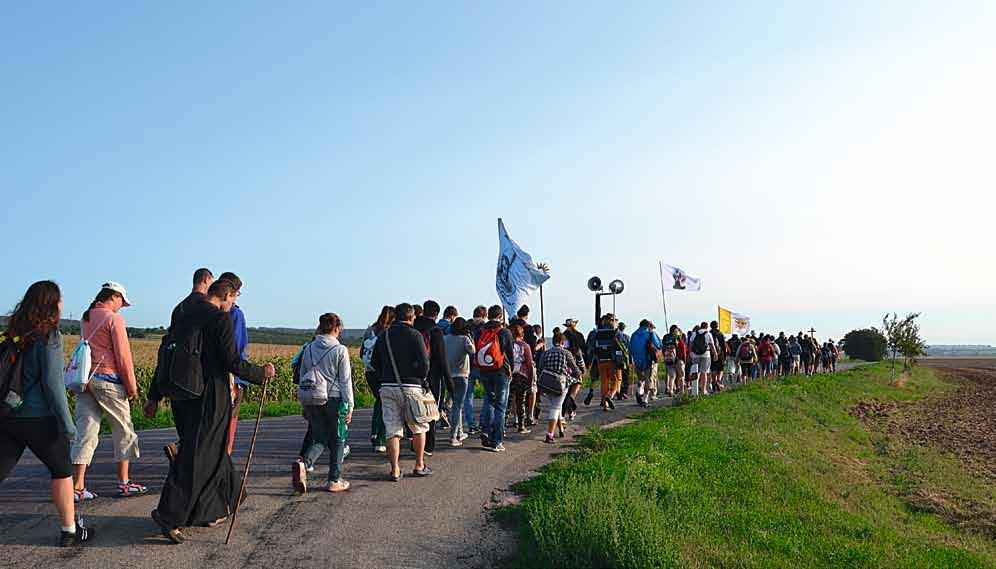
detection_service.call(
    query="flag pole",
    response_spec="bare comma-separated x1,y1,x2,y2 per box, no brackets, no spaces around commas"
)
659,261,670,330
539,284,546,340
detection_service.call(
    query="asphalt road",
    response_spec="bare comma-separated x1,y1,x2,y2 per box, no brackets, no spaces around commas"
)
0,364,862,568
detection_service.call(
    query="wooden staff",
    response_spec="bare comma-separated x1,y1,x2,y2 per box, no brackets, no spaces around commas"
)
225,378,268,545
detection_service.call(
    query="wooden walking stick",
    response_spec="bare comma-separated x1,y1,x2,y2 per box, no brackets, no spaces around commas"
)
225,377,268,545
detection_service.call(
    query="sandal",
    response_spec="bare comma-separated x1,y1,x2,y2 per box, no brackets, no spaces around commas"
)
151,509,184,544
116,482,148,498
389,472,402,482
74,488,98,503
412,466,433,477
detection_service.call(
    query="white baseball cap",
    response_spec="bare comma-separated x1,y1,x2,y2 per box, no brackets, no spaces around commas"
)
101,281,132,307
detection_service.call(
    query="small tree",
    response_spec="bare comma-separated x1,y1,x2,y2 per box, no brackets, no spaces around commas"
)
882,312,926,372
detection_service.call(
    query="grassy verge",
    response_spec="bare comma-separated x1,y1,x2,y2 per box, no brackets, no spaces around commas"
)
503,363,996,568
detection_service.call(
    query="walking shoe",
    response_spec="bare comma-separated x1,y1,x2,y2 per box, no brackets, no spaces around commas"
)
489,443,507,453
450,438,463,447
343,444,351,459
73,488,97,503
544,434,556,444
59,518,94,547
151,509,184,544
457,432,469,442
517,426,531,434
583,391,594,406
327,480,351,493
373,445,387,453
423,450,433,457
607,398,615,410
480,434,491,448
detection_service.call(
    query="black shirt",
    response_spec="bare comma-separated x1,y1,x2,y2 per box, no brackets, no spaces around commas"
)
370,322,430,387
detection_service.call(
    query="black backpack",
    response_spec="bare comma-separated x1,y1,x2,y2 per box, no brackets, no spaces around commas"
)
691,332,708,355
154,313,205,401
0,334,28,418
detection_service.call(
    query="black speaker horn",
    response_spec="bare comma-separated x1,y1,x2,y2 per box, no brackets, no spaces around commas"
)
587,276,603,292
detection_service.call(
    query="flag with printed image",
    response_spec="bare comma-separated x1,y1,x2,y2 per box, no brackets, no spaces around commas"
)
661,264,702,292
496,218,550,318
718,306,751,336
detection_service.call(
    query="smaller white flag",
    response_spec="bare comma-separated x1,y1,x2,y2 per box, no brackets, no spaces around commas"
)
731,313,751,336
661,264,702,292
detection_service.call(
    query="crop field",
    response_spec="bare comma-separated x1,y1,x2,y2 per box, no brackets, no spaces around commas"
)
61,334,368,432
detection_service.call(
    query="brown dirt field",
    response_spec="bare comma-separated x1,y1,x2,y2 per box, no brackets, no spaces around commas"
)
853,358,996,481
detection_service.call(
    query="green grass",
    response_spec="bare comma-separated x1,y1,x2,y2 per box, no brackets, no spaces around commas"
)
504,363,996,569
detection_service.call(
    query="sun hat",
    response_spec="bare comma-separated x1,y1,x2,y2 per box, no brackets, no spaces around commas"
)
101,281,132,307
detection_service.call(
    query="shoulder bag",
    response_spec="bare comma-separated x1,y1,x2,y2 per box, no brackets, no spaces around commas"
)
385,329,440,425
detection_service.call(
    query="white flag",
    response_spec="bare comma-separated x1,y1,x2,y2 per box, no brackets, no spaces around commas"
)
661,264,702,292
496,219,550,318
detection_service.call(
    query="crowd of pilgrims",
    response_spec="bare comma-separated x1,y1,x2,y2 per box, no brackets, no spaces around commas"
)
0,269,840,546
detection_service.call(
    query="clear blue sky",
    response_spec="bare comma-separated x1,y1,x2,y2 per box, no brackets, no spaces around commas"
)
2,2,993,344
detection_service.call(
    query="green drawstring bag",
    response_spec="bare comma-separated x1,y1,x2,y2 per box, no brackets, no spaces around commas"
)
337,398,349,441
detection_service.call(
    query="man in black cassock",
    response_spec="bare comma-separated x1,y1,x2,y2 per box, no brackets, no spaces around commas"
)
144,279,274,543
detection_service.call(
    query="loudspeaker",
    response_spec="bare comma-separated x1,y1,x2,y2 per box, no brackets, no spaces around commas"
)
587,276,603,292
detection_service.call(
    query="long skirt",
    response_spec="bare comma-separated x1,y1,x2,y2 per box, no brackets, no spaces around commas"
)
156,375,237,527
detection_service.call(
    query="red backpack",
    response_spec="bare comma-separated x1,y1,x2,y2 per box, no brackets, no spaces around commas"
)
475,327,505,371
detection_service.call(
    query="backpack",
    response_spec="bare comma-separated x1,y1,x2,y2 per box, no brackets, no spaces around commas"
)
63,316,113,394
153,325,205,401
475,326,505,372
691,332,708,355
592,329,618,362
298,343,337,407
663,340,678,364
758,342,773,359
738,342,754,362
646,334,661,363
361,333,378,372
0,334,27,418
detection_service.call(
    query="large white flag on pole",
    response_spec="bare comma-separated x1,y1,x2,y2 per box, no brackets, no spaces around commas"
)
496,218,550,318
661,263,702,292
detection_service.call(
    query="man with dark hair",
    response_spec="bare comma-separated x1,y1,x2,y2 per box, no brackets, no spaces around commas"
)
414,300,452,455
590,314,625,410
477,305,514,452
148,278,276,543
413,304,424,318
192,268,213,290
708,320,727,393
438,306,458,334
370,303,432,480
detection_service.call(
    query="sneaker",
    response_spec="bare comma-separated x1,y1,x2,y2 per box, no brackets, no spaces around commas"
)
583,391,594,406
544,434,556,444
423,449,433,457
327,480,351,493
517,426,531,434
457,432,469,442
450,438,463,447
467,427,479,436
59,518,94,547
115,481,147,498
607,398,615,410
373,445,387,453
73,488,97,503
292,460,308,494
480,434,491,448
412,465,433,477
490,443,507,453
343,444,351,459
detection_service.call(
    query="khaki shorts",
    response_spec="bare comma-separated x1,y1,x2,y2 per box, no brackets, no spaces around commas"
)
665,361,685,378
71,379,140,464
379,384,430,439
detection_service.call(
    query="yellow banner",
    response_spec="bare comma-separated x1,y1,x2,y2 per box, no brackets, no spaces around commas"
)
718,306,732,335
